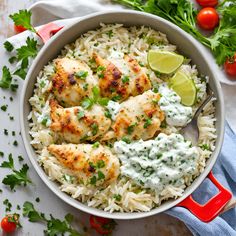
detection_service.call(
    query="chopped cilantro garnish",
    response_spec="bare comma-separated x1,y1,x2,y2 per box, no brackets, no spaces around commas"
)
97,170,105,180
106,30,113,38
35,197,40,203
3,199,12,211
113,194,122,201
122,136,131,144
83,83,89,91
9,56,17,64
90,175,97,185
92,142,100,148
104,110,112,119
112,94,122,101
4,41,14,52
127,123,136,135
0,66,12,89
18,156,24,162
81,98,93,109
75,71,88,80
200,144,211,151
77,110,85,120
13,140,18,146
4,129,8,135
1,105,8,111
91,123,98,135
144,118,152,128
96,160,105,169
0,151,4,157
122,75,130,83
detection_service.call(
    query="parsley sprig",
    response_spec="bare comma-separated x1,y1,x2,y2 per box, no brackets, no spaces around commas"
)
0,154,32,190
113,0,236,65
81,86,109,109
23,202,83,236
10,9,36,33
0,10,39,90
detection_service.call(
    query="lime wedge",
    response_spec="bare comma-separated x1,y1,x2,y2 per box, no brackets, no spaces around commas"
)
147,50,184,74
169,71,197,106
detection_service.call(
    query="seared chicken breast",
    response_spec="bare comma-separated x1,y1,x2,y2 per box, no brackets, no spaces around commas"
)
104,90,165,141
93,53,151,100
48,143,120,187
51,57,97,107
49,99,111,143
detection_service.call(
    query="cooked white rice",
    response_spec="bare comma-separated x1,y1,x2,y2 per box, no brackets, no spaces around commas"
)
29,24,216,212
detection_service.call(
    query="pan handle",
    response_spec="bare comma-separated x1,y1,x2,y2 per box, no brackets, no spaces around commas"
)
177,171,232,222
37,22,64,43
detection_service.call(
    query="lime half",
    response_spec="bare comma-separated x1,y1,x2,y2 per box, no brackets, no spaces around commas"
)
148,50,184,74
169,71,197,106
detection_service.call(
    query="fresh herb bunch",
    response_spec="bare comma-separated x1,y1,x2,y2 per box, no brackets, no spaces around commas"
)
0,154,32,190
113,0,236,65
0,10,38,90
23,202,83,236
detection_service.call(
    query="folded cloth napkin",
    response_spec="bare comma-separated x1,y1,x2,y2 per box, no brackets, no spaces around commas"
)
6,0,236,235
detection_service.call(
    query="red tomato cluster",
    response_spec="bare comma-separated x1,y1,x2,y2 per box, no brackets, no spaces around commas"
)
196,0,236,77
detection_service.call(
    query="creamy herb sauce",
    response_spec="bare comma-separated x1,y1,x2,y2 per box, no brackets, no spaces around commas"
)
106,100,121,120
158,84,193,127
114,133,199,191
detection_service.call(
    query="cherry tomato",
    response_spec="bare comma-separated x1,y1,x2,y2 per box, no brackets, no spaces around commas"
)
14,24,27,34
1,216,17,233
90,215,116,235
196,0,218,7
224,53,236,77
196,7,219,30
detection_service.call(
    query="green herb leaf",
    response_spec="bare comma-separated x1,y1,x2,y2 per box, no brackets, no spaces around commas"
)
77,110,85,120
113,194,122,201
16,37,38,61
13,67,27,80
96,160,105,169
97,170,105,180
10,9,36,33
4,41,14,52
97,97,109,106
81,98,93,109
23,202,46,222
122,75,130,83
92,142,100,148
144,118,152,128
121,136,131,144
91,123,98,135
1,155,32,190
75,70,88,80
0,66,12,89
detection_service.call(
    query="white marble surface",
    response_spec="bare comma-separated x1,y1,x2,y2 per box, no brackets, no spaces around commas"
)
0,0,235,236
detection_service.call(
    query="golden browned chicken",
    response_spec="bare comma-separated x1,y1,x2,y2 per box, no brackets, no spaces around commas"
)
49,99,111,143
93,53,151,101
51,57,98,107
103,90,165,141
48,143,120,187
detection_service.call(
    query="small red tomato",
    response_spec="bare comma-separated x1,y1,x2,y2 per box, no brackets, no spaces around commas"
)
196,0,218,7
224,54,236,77
14,24,27,33
1,216,17,233
197,7,219,30
90,215,116,235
